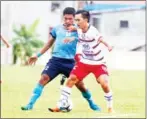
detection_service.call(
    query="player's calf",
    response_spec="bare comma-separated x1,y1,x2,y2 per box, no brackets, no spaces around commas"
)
97,74,114,113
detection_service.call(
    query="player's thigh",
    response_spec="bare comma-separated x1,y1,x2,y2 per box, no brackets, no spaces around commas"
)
70,62,89,81
93,64,109,83
41,58,60,81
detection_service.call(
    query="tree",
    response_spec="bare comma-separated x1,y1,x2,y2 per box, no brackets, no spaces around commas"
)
11,19,44,65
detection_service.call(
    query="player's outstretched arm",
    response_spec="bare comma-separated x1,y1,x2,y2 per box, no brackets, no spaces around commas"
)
98,37,113,52
28,35,55,65
38,35,55,55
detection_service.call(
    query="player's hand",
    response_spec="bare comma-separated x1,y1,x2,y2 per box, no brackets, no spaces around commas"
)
28,56,38,65
108,46,114,52
67,25,77,32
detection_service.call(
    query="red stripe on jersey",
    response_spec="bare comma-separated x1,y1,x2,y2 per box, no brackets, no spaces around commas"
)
79,38,95,42
83,50,101,56
81,55,104,61
92,42,101,49
98,36,103,42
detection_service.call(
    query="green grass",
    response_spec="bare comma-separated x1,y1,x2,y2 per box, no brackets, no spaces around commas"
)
1,65,145,118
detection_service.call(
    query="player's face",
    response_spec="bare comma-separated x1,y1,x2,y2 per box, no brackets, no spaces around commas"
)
75,14,87,29
63,14,74,27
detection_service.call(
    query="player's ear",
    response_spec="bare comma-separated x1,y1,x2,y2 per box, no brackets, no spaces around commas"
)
85,18,88,23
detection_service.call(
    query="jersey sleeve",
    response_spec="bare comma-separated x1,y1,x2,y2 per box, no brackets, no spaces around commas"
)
50,27,56,39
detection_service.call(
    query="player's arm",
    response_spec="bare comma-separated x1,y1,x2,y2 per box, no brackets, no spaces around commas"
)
74,42,82,63
28,26,56,65
67,25,77,32
98,36,113,52
0,35,10,48
37,35,55,56
35,26,57,57
28,35,55,65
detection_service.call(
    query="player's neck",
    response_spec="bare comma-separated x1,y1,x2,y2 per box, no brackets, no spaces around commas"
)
82,23,90,33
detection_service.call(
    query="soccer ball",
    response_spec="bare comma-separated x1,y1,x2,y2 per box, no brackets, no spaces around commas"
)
57,98,73,112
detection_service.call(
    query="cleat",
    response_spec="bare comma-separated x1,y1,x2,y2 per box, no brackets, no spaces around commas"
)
88,100,101,111
48,107,61,112
21,104,33,111
108,108,115,113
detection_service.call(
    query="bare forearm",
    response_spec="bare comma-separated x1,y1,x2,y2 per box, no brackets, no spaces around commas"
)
100,39,113,51
39,43,51,54
98,37,110,48
37,36,54,57
102,41,110,48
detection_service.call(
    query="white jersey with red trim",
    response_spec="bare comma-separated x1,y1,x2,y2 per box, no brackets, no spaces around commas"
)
76,25,108,65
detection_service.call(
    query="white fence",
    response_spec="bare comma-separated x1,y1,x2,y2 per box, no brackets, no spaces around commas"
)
107,51,145,70
1,47,145,71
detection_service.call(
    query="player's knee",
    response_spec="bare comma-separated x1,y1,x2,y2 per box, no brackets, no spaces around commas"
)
102,82,109,89
98,75,109,84
39,74,50,86
70,74,77,82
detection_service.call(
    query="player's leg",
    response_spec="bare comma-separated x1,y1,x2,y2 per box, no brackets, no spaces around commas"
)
21,58,60,110
49,62,97,112
48,73,79,112
61,61,100,111
60,75,66,86
97,74,114,113
94,64,114,113
75,81,101,111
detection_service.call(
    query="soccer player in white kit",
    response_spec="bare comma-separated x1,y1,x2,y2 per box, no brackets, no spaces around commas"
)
50,10,114,113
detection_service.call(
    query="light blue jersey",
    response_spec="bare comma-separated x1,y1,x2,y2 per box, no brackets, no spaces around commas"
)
50,24,78,59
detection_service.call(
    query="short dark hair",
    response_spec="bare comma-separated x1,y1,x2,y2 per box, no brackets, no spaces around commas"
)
75,10,90,22
63,7,76,16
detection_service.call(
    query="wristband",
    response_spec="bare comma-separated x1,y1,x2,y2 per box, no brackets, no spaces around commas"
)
37,52,42,58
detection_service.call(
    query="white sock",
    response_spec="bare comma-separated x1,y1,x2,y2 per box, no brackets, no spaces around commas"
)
104,91,113,109
60,86,71,100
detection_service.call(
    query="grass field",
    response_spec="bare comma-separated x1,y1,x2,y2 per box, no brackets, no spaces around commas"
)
1,65,145,118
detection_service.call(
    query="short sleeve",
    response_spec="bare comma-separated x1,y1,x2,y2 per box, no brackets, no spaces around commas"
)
94,29,103,42
50,27,56,39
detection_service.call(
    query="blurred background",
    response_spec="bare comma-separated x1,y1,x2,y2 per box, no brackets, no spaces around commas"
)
1,1,145,69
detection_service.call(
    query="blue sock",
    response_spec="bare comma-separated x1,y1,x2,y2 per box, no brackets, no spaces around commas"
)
28,83,44,106
82,90,91,100
82,90,101,111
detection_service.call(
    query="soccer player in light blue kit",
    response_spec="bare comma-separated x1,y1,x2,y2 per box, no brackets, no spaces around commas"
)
21,7,101,111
